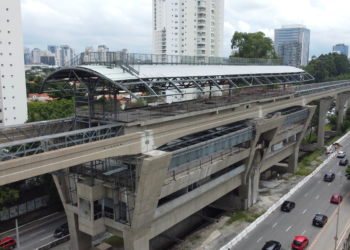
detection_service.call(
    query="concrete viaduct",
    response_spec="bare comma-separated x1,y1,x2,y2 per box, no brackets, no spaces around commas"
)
1,54,350,250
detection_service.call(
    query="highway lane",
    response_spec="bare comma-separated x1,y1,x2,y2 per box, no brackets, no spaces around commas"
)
232,135,350,250
0,211,68,249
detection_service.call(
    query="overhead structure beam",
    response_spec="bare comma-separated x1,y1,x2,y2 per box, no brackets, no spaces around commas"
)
207,76,223,91
188,77,205,92
238,75,251,86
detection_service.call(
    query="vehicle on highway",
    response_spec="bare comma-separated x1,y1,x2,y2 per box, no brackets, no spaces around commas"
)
0,237,17,249
54,222,69,238
330,194,343,204
292,235,309,249
337,151,346,158
262,240,281,250
281,201,295,212
312,214,328,227
324,173,335,182
339,158,348,166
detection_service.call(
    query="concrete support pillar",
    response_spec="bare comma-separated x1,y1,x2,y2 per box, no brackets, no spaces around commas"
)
337,93,350,133
317,98,334,149
287,146,299,173
67,211,92,250
124,150,172,250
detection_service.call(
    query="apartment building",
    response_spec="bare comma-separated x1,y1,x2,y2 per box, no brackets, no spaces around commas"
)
152,0,224,61
0,0,28,125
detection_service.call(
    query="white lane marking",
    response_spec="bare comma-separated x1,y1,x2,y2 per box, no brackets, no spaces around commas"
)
318,181,321,183
304,193,308,197
328,183,331,186
286,226,291,232
339,172,342,175
302,230,306,235
316,195,319,199
272,223,277,228
38,212,59,220
30,229,45,237
40,235,53,241
257,237,263,243
303,209,307,214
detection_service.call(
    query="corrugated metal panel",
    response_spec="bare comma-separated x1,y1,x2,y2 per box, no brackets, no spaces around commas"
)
78,65,305,82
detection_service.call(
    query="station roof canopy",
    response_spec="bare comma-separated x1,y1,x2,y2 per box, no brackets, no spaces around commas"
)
77,65,305,81
40,52,314,99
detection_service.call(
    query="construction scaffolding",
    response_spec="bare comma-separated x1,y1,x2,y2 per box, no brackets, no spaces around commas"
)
277,42,302,68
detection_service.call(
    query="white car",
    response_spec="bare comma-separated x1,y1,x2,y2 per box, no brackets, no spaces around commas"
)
337,151,346,158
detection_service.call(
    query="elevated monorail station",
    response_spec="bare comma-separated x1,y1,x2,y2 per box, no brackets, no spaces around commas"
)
5,51,350,250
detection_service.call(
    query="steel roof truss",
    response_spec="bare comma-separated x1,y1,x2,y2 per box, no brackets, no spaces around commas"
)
207,76,223,91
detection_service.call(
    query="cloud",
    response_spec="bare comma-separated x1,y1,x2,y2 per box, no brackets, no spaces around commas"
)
21,0,350,58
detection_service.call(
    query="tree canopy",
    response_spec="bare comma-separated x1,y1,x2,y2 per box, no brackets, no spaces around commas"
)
302,53,350,83
230,31,279,59
27,99,74,122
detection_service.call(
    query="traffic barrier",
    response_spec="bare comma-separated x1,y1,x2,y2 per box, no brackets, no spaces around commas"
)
219,132,350,250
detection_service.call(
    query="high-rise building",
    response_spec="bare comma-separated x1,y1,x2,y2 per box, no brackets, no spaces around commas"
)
24,47,31,64
274,24,310,67
152,0,224,61
333,44,348,57
84,46,95,62
31,48,41,64
59,45,75,67
0,0,28,126
98,45,109,62
47,45,59,54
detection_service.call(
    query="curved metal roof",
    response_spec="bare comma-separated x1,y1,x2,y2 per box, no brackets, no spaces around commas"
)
78,64,305,81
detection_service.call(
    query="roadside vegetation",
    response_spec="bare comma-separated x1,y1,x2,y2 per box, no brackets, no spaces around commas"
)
225,211,265,226
104,236,124,248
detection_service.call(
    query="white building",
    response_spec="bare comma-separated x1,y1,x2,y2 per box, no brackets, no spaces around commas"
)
98,45,109,62
32,48,41,63
84,46,95,62
0,0,28,125
152,0,224,62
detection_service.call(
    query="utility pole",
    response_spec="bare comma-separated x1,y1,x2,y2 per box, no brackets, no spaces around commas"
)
335,174,342,250
16,219,21,250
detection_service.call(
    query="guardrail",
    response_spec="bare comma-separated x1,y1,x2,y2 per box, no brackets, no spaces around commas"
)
220,131,350,250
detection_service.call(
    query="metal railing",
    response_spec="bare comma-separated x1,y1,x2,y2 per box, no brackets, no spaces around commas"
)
290,80,350,96
65,51,283,71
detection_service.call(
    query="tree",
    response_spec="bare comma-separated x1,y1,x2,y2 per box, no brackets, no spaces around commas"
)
345,165,350,180
40,174,60,205
341,120,350,133
0,186,19,210
27,99,74,122
230,31,279,59
301,59,328,83
327,115,338,128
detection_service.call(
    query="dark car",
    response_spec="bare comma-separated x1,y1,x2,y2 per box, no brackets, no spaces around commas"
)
324,173,335,182
0,237,16,249
54,223,69,238
281,201,295,212
339,159,348,166
313,214,328,227
262,240,281,250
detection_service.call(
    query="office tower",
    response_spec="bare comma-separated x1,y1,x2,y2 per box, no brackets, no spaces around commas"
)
47,45,59,54
40,51,55,66
59,45,75,67
98,45,109,62
84,46,95,62
0,0,28,126
31,48,41,64
55,47,62,67
24,47,31,64
274,24,310,67
333,44,348,57
152,0,224,61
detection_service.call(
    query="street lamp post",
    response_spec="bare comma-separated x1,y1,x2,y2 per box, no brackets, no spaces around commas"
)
335,174,342,250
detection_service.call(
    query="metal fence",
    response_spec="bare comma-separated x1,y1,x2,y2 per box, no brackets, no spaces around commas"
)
220,131,350,250
0,195,50,221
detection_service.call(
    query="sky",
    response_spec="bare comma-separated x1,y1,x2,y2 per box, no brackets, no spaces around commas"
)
21,0,350,58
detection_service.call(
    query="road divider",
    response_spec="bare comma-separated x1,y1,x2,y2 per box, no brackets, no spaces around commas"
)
219,131,350,250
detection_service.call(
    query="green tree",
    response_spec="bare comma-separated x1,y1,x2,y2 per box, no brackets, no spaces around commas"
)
301,59,328,83
341,120,350,133
327,115,338,128
230,31,279,59
27,99,74,122
345,165,350,180
0,186,19,211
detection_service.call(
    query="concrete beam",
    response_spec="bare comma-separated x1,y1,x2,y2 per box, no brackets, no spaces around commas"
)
1,86,350,185
160,234,184,244
194,213,218,223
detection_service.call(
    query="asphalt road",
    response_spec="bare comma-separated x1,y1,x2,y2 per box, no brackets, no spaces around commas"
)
0,211,67,249
232,135,350,250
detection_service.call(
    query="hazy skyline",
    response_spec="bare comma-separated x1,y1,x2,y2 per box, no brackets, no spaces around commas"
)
21,0,350,57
